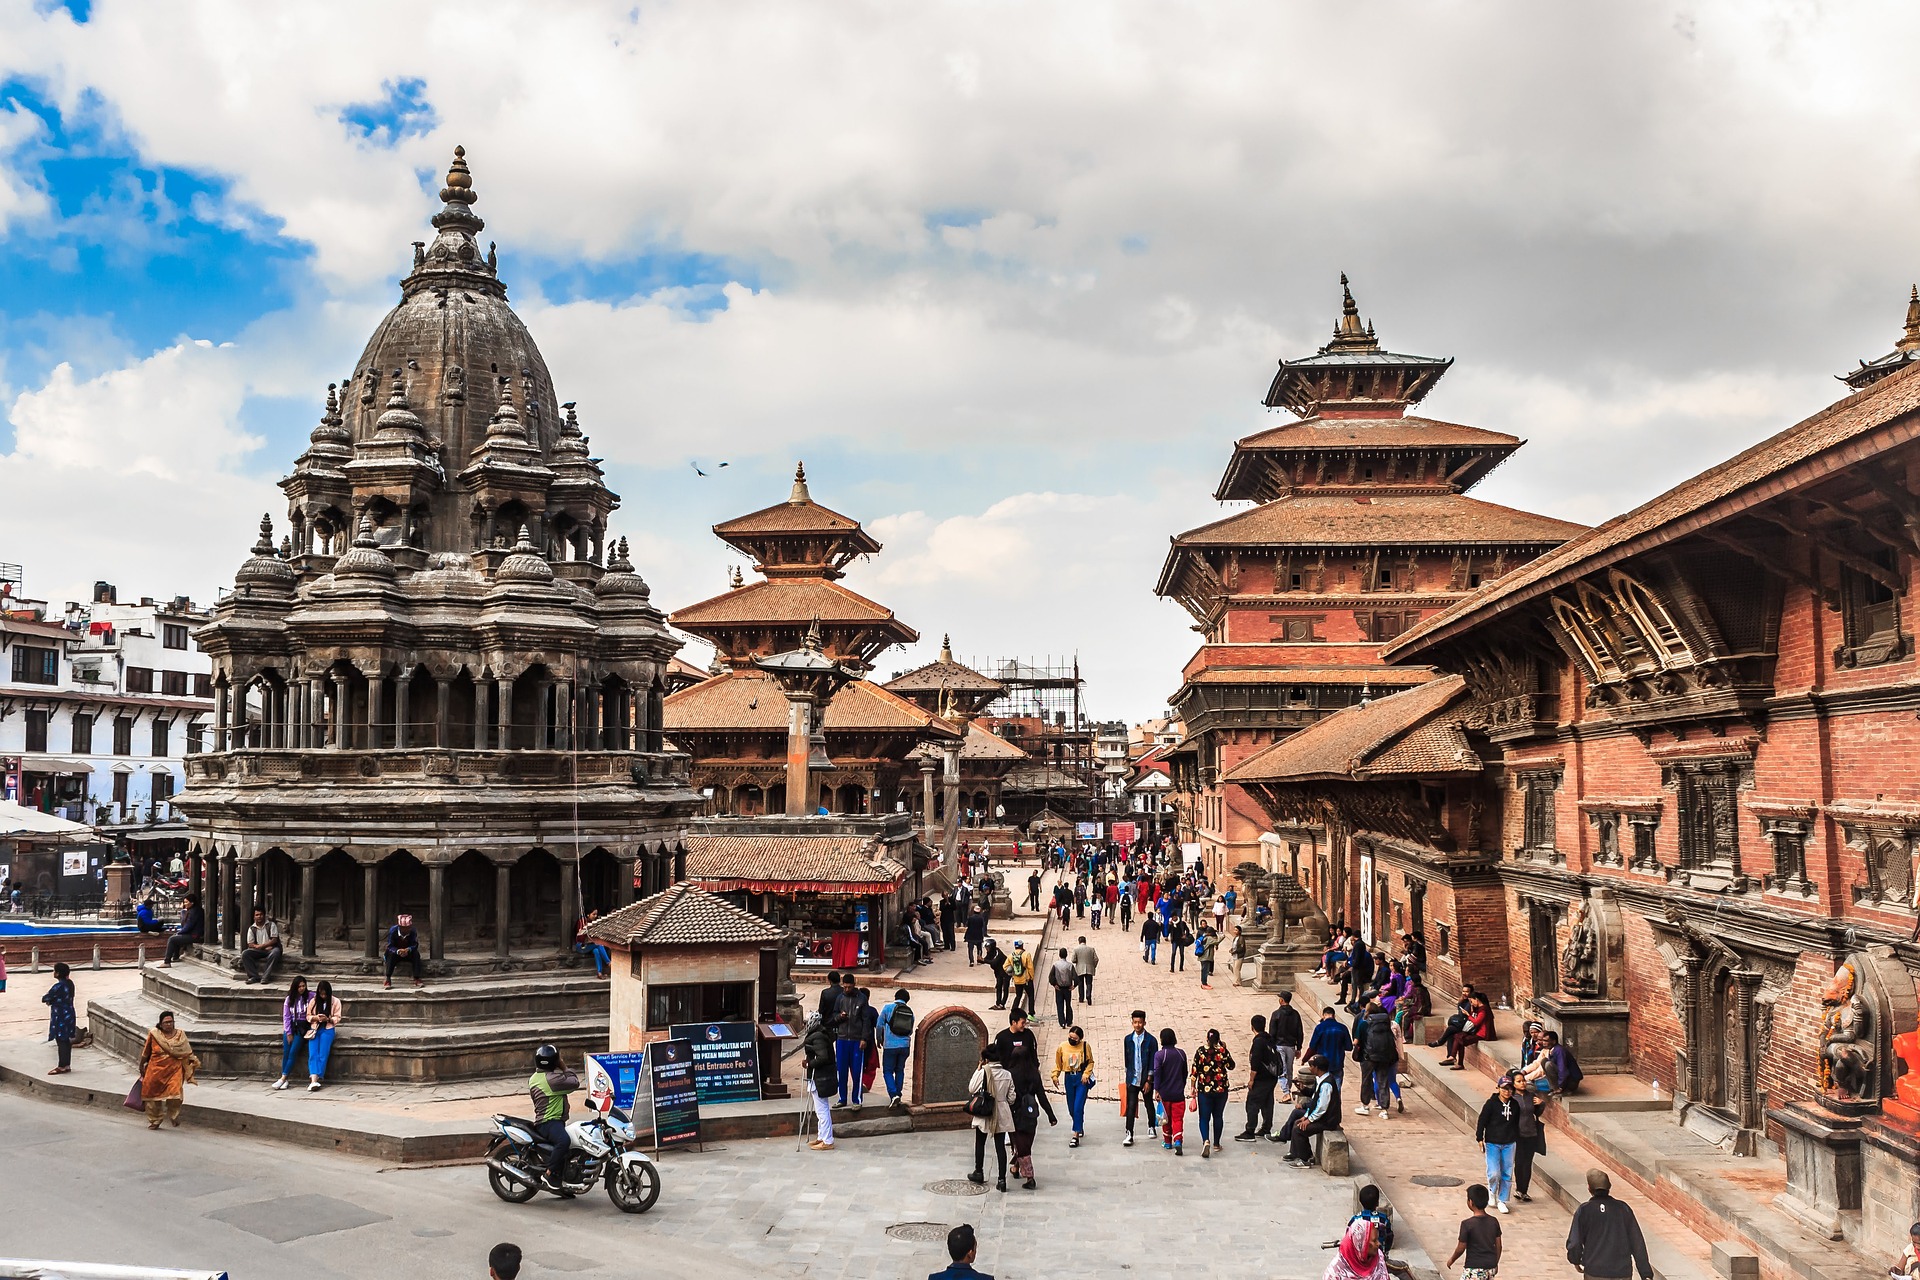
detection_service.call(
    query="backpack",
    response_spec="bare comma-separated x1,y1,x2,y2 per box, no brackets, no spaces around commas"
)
1192,933,1208,958
1007,952,1029,981
888,1003,915,1038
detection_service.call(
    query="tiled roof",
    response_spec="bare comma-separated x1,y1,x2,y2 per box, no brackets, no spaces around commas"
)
585,882,785,946
913,722,1029,761
714,497,868,537
1171,493,1587,549
664,668,963,737
1180,666,1435,688
671,578,910,629
1232,416,1520,451
1224,675,1477,782
684,832,909,891
1386,361,1920,659
883,658,1005,694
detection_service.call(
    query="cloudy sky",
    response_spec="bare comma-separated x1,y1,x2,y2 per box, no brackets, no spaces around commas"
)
2,1,1917,721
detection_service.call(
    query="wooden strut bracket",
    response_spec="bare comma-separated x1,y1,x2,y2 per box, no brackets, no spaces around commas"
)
1751,506,1903,592
1702,528,1840,611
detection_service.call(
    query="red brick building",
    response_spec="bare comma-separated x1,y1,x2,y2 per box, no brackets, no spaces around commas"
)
1155,278,1583,877
1227,295,1920,1258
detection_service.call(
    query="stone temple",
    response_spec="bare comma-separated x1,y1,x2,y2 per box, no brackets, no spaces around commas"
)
92,147,703,1081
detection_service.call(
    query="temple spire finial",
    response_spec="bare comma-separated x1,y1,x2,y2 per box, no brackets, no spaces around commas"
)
440,144,476,207
940,634,953,663
1900,284,1920,353
803,616,824,653
730,565,744,589
252,514,275,556
1327,272,1378,352
790,461,811,504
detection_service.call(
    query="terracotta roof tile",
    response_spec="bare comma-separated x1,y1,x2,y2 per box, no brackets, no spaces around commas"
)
684,833,908,891
913,722,1029,761
1232,415,1520,451
1386,362,1920,659
883,659,1005,695
713,497,868,537
1170,493,1587,549
585,882,785,946
670,578,909,628
1180,666,1435,688
1224,675,1476,782
664,669,963,737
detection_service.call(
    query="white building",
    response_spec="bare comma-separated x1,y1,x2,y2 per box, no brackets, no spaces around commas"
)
1,576,214,827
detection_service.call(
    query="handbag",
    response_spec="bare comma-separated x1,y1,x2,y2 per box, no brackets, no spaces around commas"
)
123,1079,144,1112
965,1082,995,1119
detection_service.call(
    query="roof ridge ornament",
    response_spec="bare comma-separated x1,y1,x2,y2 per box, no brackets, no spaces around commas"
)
252,514,275,556
440,145,476,207
1327,272,1380,353
1900,284,1920,353
790,461,811,504
940,633,953,663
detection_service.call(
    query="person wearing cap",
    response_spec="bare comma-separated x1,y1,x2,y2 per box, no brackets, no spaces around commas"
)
383,913,423,989
1565,1169,1652,1280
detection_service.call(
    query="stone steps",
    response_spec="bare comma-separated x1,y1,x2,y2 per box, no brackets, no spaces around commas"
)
130,959,609,1025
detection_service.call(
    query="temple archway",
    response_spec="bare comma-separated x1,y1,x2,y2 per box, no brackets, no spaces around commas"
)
312,848,362,951
256,848,299,930
376,849,430,932
446,849,495,950
510,848,562,949
733,783,764,816
577,846,619,916
835,782,866,815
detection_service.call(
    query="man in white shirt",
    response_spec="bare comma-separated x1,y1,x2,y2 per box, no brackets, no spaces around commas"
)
241,908,282,984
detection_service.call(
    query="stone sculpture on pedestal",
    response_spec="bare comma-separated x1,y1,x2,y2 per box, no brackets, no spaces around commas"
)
1821,962,1877,1106
1559,900,1599,998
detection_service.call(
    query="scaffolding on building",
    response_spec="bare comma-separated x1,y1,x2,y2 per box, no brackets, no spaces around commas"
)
963,654,1110,823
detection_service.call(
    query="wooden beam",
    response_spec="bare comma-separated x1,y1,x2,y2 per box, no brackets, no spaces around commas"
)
1861,463,1920,525
1807,496,1920,560
1703,530,1839,610
1751,510,1903,591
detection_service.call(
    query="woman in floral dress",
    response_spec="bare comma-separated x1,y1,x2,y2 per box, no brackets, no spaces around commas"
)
43,961,76,1074
1189,1027,1236,1157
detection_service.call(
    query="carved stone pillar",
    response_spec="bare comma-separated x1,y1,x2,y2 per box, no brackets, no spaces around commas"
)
366,672,385,751
428,862,446,963
1679,953,1704,1103
237,857,255,928
554,679,572,750
1733,968,1761,1130
331,675,349,749
219,854,239,950
299,860,317,958
362,861,380,961
615,856,637,907
395,676,412,750
214,680,229,751
496,678,512,750
558,859,577,957
494,861,512,960
533,677,552,750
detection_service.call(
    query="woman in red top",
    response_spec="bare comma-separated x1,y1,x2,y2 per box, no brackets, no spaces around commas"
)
1445,994,1494,1069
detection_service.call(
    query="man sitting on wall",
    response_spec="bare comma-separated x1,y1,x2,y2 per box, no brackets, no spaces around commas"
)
161,893,204,966
239,908,282,984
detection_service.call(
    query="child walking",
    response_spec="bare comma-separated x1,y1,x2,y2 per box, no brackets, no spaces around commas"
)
1446,1183,1503,1279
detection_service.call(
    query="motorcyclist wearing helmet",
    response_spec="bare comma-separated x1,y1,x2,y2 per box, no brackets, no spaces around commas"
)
529,1044,580,1191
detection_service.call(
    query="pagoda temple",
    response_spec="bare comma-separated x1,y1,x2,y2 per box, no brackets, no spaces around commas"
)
664,465,963,817
884,635,1028,830
1155,277,1585,878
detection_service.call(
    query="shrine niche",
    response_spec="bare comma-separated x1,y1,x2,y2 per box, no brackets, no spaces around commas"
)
1648,903,1798,1156
1529,886,1629,1073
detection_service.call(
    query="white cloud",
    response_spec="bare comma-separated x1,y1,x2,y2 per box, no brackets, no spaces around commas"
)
0,96,50,230
0,341,279,609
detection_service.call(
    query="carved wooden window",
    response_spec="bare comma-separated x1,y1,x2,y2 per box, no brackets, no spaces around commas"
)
1838,547,1906,668
1630,819,1661,872
1551,597,1619,682
1591,812,1622,866
1437,922,1450,956
24,709,48,753
1609,571,1694,666
1763,821,1813,897
1675,764,1741,871
1851,824,1917,910
1519,770,1560,858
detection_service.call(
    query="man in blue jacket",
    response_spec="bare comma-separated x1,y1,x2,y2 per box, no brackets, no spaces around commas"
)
928,1224,992,1279
1307,1005,1354,1089
878,988,914,1110
1121,1009,1158,1147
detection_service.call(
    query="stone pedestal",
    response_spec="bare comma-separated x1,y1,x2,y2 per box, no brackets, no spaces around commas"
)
1533,994,1631,1073
989,887,1013,921
102,862,135,920
1861,1117,1920,1259
912,1005,989,1110
1257,937,1322,991
1768,1103,1865,1241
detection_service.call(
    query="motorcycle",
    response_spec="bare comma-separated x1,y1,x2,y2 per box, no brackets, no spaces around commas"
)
485,1102,661,1213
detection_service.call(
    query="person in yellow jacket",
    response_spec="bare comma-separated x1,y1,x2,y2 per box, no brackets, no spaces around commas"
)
1006,942,1036,1019
1051,1024,1095,1146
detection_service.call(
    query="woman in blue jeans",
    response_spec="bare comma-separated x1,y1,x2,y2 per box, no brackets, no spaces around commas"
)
1050,1025,1094,1146
304,981,345,1092
273,976,310,1089
1473,1074,1522,1212
1188,1027,1235,1157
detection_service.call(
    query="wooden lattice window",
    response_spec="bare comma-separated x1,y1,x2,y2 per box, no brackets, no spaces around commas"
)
1675,764,1741,871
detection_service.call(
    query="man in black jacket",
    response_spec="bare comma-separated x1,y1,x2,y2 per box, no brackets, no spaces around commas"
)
1269,991,1304,1091
1234,1013,1279,1141
991,1009,1043,1096
1566,1169,1652,1280
162,893,204,966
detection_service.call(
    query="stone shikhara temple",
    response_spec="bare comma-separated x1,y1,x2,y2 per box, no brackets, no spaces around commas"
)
93,148,703,1080
1183,280,1920,1264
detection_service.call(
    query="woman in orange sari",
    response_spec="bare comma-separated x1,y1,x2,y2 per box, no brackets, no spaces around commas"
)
140,1011,199,1130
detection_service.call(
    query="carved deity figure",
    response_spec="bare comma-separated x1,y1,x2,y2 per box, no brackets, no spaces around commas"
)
1820,962,1876,1103
1559,900,1599,998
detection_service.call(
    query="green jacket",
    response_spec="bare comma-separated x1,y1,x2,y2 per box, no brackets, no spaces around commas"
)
529,1067,579,1123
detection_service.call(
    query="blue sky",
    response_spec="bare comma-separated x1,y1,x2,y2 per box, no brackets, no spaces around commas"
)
4,2,1920,718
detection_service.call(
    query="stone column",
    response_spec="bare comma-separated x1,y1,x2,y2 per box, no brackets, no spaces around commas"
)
496,678,513,750
214,680,229,751
645,684,664,753
219,854,238,949
435,676,451,749
1679,953,1703,1103
783,692,817,817
920,758,937,840
428,862,446,963
1733,968,1761,1130
366,672,385,751
495,862,512,960
299,860,317,958
395,675,411,749
232,682,250,749
615,856,637,907
330,675,349,749
237,857,255,926
558,859,577,957
533,677,552,750
554,679,573,750
673,845,686,883
362,861,380,961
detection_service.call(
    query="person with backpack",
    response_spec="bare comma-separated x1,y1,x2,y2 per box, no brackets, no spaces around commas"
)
802,1013,838,1151
1355,999,1404,1117
1235,1013,1281,1141
1048,948,1078,1028
1167,917,1193,973
878,988,915,1111
1005,942,1035,1019
1194,924,1216,988
1270,991,1305,1093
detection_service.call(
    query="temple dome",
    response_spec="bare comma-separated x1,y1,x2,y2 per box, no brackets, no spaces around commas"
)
596,537,651,600
234,514,296,594
496,526,556,584
332,516,397,581
339,147,562,480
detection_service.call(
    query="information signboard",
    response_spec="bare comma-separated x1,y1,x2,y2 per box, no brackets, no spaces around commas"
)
1112,821,1137,847
1075,821,1101,840
586,1050,649,1112
668,1021,762,1105
646,1037,702,1149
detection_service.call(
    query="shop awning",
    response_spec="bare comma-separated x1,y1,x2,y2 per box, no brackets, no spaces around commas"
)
0,799,94,838
24,755,93,775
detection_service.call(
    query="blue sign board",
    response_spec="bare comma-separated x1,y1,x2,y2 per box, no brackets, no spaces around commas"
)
669,1021,763,1105
586,1050,649,1111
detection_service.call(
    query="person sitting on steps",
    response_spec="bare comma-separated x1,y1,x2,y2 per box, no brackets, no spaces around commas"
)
383,913,424,989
